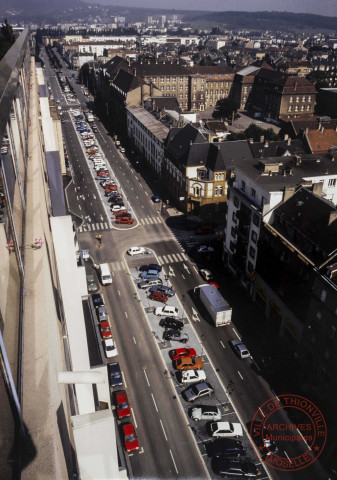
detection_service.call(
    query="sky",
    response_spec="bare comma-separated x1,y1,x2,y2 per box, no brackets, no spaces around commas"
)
87,0,337,16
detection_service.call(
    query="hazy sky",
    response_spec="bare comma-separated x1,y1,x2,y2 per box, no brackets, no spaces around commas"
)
90,0,337,16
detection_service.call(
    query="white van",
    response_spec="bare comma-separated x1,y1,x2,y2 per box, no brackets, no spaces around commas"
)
99,263,112,285
127,246,146,256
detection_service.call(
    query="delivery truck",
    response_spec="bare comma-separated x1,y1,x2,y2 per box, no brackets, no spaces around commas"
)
99,263,112,285
194,284,232,327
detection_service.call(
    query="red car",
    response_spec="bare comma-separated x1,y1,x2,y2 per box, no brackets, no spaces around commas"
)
209,281,219,289
149,291,168,303
115,212,131,218
112,209,128,217
105,185,118,192
169,348,197,361
116,216,133,224
123,423,139,452
114,390,131,419
97,170,110,176
196,224,213,235
100,321,112,339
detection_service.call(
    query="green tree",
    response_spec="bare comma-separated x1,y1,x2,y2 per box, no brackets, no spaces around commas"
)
0,19,15,61
212,98,240,120
229,124,280,142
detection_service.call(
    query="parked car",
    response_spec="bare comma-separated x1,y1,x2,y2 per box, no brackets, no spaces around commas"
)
107,362,123,387
111,205,125,212
116,216,133,224
206,438,245,458
149,285,175,297
212,458,258,478
163,329,188,343
229,339,251,359
147,263,162,272
196,224,213,235
208,421,243,438
140,269,159,280
120,147,125,154
97,306,108,322
86,274,98,293
127,246,146,256
92,293,104,308
170,348,197,361
112,209,129,217
197,245,215,253
200,268,213,281
114,390,131,418
152,194,161,203
123,423,139,452
180,369,206,385
182,382,214,402
159,317,184,330
149,291,168,303
174,356,203,370
137,278,163,289
115,212,131,219
191,405,222,422
154,305,179,317
100,321,112,339
103,338,118,358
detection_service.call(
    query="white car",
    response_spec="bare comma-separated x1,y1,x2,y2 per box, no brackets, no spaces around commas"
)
120,147,125,153
57,105,62,110
208,421,243,438
154,305,179,317
200,268,213,281
191,405,222,422
127,247,146,256
111,205,124,212
103,338,118,358
180,369,206,385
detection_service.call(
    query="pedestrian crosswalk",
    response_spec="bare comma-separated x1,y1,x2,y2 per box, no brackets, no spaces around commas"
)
170,227,225,251
78,222,110,233
139,216,162,225
107,251,189,273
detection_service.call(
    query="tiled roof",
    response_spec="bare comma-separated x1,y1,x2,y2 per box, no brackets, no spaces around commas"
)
282,76,316,94
112,69,140,93
249,139,306,158
307,129,337,154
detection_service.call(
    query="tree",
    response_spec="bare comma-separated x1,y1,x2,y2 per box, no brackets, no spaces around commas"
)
212,98,239,120
0,20,15,61
229,124,280,142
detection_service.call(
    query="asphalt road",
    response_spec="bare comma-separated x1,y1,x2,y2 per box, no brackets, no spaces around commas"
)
43,50,328,480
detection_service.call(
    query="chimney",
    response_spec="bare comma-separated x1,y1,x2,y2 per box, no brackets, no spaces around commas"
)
249,137,253,144
260,135,264,143
321,126,324,134
284,134,289,141
265,140,269,147
305,128,309,135
283,185,296,201
295,155,301,166
133,68,137,76
147,59,150,64
326,263,337,279
294,81,297,90
287,137,291,146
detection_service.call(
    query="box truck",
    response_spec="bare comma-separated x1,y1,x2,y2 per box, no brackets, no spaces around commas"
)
99,263,112,285
194,284,232,327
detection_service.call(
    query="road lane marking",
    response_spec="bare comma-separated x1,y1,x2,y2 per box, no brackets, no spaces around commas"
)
125,311,128,318
160,420,168,441
169,450,178,474
117,290,121,296
151,393,158,412
145,191,149,196
220,341,225,349
131,407,137,428
238,371,243,380
232,327,241,340
144,369,150,387
193,266,198,274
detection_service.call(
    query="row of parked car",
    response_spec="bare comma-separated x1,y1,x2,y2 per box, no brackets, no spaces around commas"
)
91,293,140,454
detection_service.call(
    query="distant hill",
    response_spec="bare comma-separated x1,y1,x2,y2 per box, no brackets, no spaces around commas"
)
0,0,336,32
183,10,337,32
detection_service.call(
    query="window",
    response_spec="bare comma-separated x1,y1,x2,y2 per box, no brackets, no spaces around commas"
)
172,85,176,91
152,76,156,82
161,77,164,83
289,96,293,103
253,213,259,227
179,93,183,98
193,185,200,197
249,246,256,259
234,196,239,208
328,179,336,187
295,105,299,112
288,105,293,112
214,174,218,180
215,186,223,196
308,96,312,102
302,96,306,102
251,188,256,198
166,86,170,91
251,230,258,243
241,180,246,192
180,85,183,91
172,77,176,82
321,290,327,302
161,86,164,91
166,77,170,82
232,212,237,224
231,226,237,238
261,196,265,207
296,96,300,102
301,105,305,111
180,76,183,82
306,105,311,111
